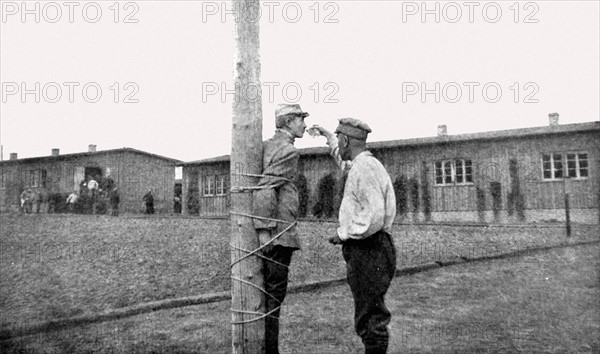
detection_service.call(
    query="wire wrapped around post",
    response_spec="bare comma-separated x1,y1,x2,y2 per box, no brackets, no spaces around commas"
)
229,175,296,326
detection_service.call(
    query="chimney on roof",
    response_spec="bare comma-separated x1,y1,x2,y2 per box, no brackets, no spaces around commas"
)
51,148,60,156
88,144,97,152
437,125,447,136
10,153,18,160
549,113,559,127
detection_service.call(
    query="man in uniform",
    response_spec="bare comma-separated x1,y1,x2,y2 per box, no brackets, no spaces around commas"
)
20,188,34,213
313,119,397,354
143,189,155,214
109,188,120,216
252,104,308,354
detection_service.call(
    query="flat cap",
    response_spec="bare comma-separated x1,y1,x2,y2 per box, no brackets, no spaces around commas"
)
275,104,309,128
275,104,309,119
335,118,372,140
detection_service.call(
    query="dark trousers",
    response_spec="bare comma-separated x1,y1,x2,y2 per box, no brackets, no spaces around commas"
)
263,245,294,354
145,204,154,214
90,192,97,214
342,231,397,354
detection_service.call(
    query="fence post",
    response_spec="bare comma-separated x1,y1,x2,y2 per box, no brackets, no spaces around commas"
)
563,177,571,237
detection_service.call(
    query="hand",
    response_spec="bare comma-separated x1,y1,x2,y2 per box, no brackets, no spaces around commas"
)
310,124,333,139
328,235,343,245
258,230,273,254
261,243,273,254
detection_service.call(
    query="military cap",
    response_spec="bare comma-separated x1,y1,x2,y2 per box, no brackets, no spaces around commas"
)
275,104,309,128
276,103,308,119
334,118,372,140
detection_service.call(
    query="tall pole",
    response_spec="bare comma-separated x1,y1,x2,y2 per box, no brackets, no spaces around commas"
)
230,0,265,352
563,177,571,237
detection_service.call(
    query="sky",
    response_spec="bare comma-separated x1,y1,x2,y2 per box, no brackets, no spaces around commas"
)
0,0,598,162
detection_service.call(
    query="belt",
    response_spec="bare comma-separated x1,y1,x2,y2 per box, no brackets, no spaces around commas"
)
344,230,389,246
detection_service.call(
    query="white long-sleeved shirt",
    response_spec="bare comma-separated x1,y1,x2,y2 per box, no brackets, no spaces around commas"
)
326,136,396,240
87,180,99,190
66,193,79,204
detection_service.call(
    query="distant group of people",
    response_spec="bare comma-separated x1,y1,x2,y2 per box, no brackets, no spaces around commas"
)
67,175,120,215
19,188,43,214
19,178,164,216
74,176,159,216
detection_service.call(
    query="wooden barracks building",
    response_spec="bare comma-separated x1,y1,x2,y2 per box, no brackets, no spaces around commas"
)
0,145,181,213
1,115,598,222
179,115,599,224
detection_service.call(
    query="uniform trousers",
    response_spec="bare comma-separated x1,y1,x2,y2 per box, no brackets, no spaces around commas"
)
263,245,294,354
342,230,397,354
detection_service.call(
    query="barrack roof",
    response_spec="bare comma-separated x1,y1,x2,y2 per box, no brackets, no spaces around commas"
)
179,121,599,166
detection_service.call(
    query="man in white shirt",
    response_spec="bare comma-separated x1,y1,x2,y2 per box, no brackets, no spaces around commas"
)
313,118,397,354
87,177,99,195
87,177,99,214
66,191,79,212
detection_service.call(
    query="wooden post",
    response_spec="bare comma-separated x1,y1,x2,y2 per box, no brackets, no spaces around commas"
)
563,177,571,237
230,0,265,352
565,192,571,237
182,173,189,215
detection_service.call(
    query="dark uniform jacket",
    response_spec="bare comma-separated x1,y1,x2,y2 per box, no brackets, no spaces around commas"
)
109,191,120,206
252,130,301,250
143,192,154,205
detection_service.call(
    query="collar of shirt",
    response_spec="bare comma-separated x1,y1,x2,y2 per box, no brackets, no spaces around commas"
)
275,129,295,144
352,150,372,163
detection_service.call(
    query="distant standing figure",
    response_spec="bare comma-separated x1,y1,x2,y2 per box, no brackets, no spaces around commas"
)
66,191,79,213
87,177,99,197
34,190,46,213
100,177,115,198
20,189,35,213
79,180,87,196
109,188,120,216
143,189,155,214
173,195,182,214
87,177,99,214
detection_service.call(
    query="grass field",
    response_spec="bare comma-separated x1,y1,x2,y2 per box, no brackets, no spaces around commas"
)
3,241,598,353
1,213,599,352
